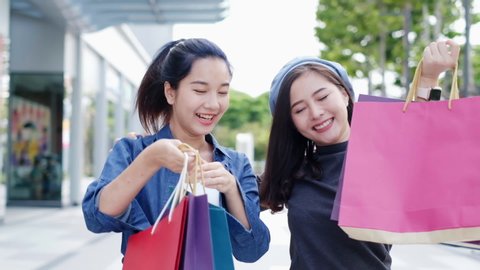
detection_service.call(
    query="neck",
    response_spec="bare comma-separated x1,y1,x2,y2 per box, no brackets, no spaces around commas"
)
169,123,208,152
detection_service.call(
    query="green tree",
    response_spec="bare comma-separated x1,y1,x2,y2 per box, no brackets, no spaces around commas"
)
214,91,271,161
315,0,459,97
473,45,480,89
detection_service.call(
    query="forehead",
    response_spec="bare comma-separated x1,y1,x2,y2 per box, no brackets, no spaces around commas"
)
290,71,333,93
187,57,231,78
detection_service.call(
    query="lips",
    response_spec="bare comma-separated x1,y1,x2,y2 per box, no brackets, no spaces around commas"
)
313,118,333,131
196,113,214,120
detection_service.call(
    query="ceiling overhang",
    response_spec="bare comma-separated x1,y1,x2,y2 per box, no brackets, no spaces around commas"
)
11,0,230,32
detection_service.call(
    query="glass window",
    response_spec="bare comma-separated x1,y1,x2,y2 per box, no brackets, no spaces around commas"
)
8,73,63,204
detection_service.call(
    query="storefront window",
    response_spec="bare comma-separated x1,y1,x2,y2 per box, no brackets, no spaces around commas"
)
7,73,63,205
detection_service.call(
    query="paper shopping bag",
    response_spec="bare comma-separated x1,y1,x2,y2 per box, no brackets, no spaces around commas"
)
123,144,197,269
209,204,235,270
182,194,214,270
122,196,189,270
331,94,401,221
338,60,480,244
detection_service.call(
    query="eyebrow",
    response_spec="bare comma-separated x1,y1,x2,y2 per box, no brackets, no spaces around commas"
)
190,81,230,88
290,88,326,109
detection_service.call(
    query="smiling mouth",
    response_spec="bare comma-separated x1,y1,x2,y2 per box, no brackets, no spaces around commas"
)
313,118,333,130
196,113,214,121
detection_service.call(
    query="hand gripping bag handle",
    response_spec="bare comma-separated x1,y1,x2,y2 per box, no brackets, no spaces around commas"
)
403,58,459,112
151,143,205,234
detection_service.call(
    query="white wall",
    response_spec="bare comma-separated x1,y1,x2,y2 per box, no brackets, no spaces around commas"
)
10,14,64,73
82,26,151,86
0,0,9,37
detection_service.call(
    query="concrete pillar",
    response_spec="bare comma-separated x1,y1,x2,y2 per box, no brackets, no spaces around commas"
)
0,0,10,221
93,58,108,178
236,133,254,164
115,74,126,139
69,34,85,206
129,84,142,134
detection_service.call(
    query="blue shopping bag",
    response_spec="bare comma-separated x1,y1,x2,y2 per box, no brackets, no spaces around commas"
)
209,204,235,270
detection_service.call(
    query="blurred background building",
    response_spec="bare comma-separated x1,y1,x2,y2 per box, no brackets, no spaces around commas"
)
0,0,230,221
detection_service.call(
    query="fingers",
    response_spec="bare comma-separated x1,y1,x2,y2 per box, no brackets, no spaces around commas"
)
425,42,440,58
170,139,183,147
126,132,139,139
420,39,460,81
186,153,198,172
198,162,235,191
425,39,459,65
446,39,460,62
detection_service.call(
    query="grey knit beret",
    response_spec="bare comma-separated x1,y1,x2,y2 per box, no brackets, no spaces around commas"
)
269,56,355,114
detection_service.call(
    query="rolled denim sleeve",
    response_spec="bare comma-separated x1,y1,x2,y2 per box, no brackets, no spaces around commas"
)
82,139,151,235
224,153,270,262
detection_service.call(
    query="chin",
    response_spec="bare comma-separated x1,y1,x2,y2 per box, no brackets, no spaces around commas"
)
196,126,214,135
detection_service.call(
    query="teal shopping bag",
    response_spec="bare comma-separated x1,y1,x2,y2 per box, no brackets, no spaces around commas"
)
209,204,235,270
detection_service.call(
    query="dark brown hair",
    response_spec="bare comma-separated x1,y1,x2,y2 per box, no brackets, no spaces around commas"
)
260,64,354,212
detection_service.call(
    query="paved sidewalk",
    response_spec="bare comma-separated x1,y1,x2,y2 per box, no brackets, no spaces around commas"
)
0,205,122,270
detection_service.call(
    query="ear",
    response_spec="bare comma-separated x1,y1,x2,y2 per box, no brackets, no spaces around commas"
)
164,81,176,105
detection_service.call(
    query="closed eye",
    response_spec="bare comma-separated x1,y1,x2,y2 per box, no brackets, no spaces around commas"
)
293,107,306,114
316,94,329,101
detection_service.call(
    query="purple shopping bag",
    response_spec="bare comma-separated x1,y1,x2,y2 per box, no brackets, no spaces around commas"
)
182,194,214,270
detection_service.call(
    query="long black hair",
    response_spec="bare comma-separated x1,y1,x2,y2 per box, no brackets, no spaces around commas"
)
260,64,354,212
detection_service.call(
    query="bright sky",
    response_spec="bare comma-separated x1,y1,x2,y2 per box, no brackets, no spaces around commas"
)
173,0,320,97
174,0,480,98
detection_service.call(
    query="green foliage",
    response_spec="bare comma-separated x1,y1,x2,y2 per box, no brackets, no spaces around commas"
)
473,46,480,87
214,91,271,161
315,0,460,93
0,99,6,128
474,13,480,24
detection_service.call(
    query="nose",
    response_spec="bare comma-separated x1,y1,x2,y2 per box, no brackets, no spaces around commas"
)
309,104,325,119
204,92,220,110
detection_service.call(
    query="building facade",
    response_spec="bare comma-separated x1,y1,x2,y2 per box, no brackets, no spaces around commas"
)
0,0,229,221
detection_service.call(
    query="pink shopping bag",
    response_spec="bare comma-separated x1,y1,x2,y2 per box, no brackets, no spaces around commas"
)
338,60,480,244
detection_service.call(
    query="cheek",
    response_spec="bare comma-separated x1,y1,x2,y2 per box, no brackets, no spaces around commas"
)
220,97,229,111
291,114,305,131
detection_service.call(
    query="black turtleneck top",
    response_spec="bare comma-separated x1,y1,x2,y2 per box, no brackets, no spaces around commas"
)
287,141,392,270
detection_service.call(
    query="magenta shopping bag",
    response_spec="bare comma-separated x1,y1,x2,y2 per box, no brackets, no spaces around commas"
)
338,61,480,244
331,94,401,221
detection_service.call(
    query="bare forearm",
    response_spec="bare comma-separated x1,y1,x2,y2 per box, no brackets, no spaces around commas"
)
98,152,158,217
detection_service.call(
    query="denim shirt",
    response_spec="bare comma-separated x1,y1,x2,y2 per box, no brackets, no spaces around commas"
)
82,125,270,262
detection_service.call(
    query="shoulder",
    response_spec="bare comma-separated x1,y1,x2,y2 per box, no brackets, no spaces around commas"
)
111,134,157,158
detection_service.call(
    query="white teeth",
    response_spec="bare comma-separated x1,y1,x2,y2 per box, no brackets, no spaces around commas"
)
314,119,332,130
197,113,214,120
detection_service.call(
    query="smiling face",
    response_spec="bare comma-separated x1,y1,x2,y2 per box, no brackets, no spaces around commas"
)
165,57,231,139
289,70,350,146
